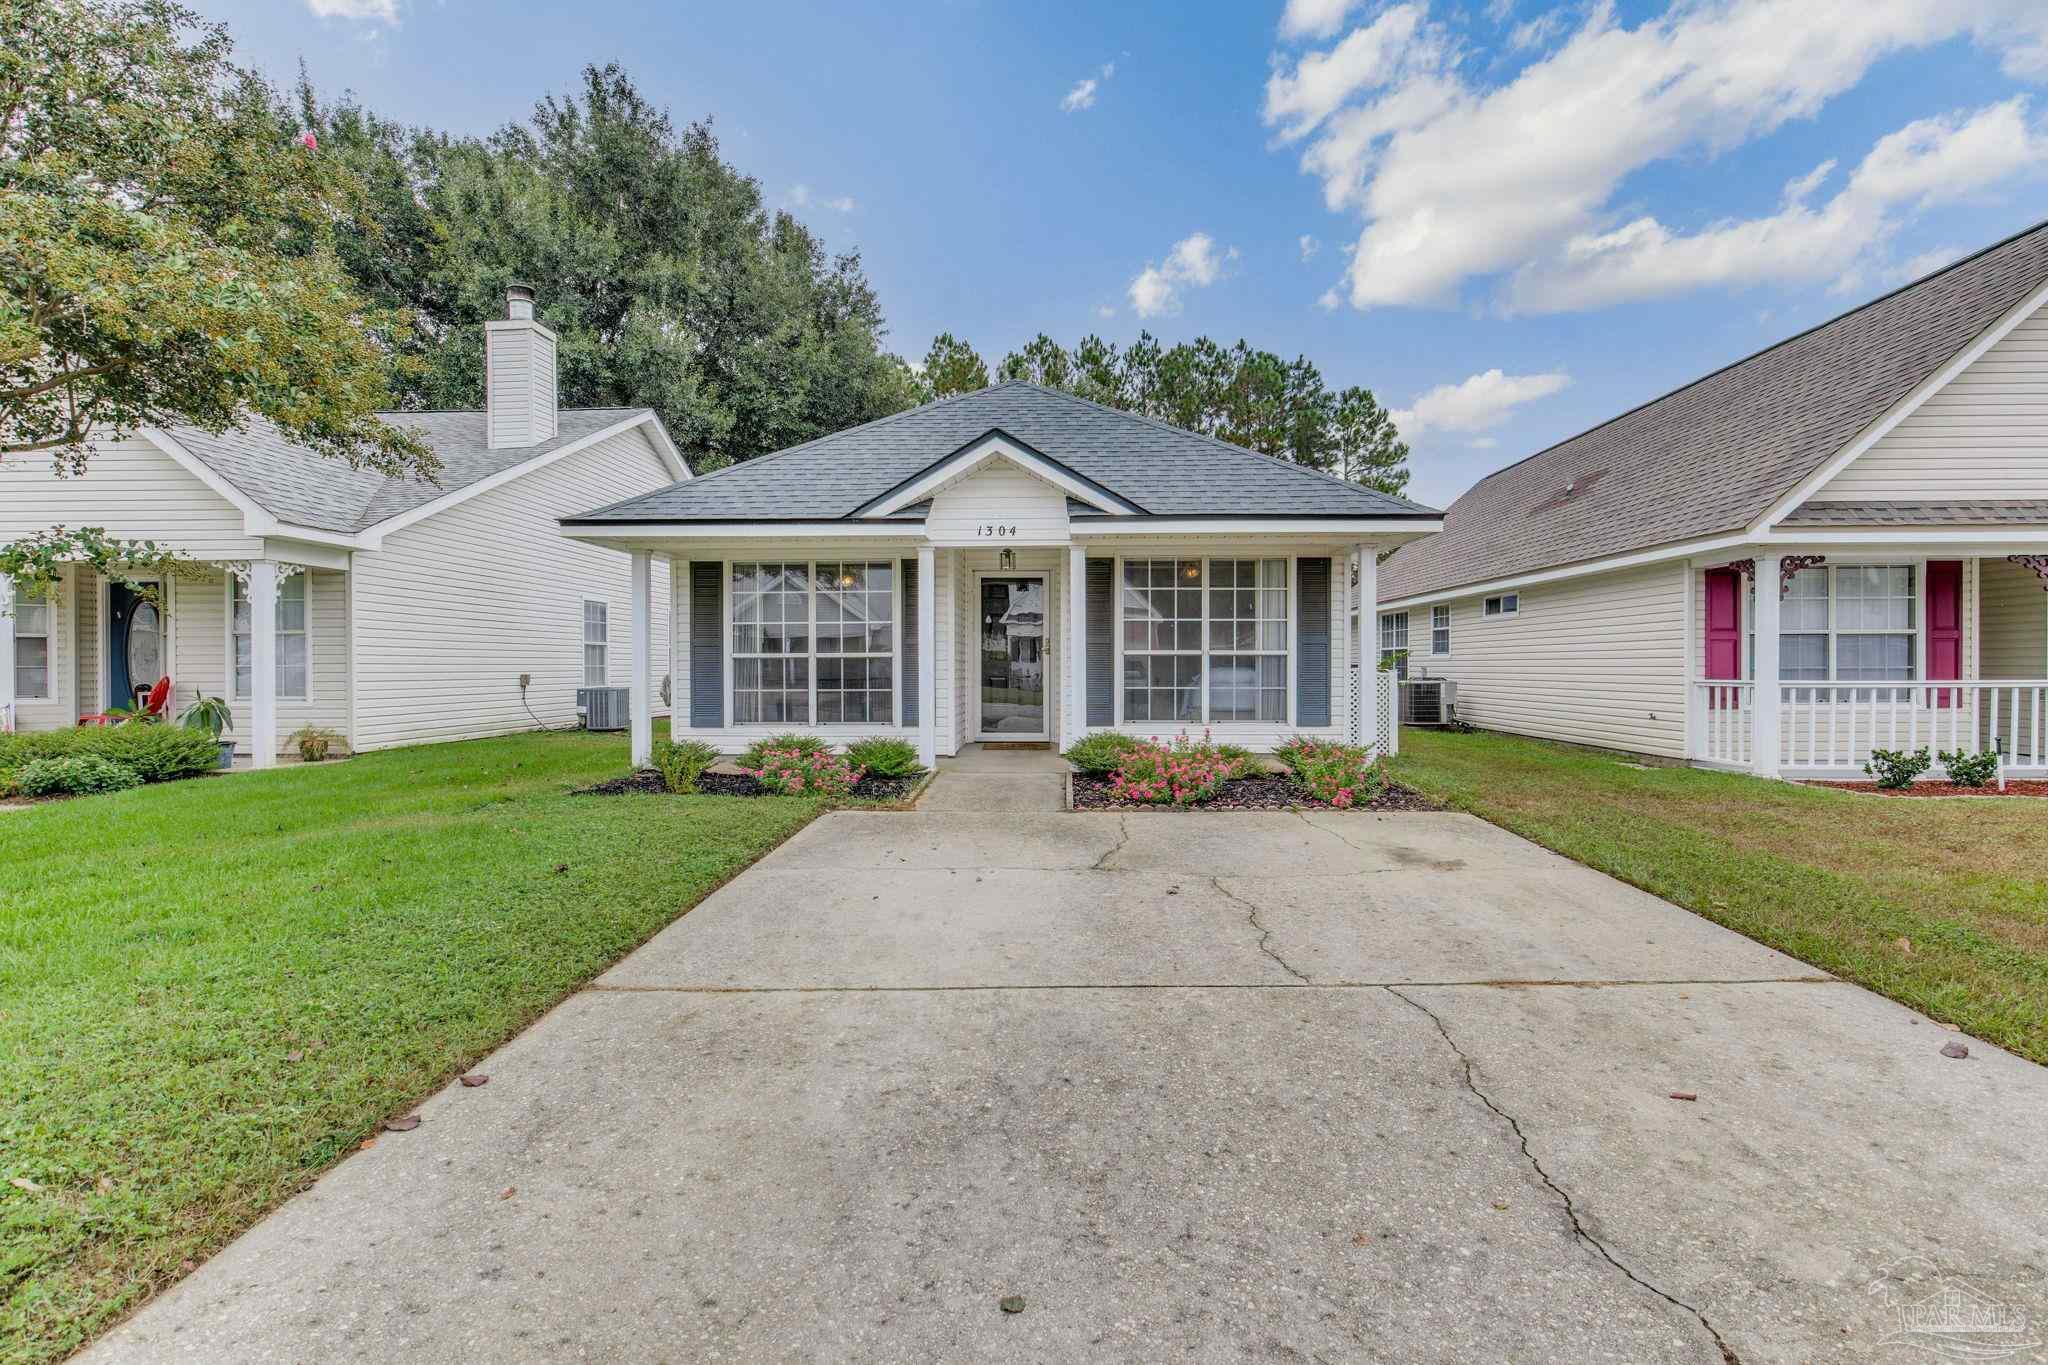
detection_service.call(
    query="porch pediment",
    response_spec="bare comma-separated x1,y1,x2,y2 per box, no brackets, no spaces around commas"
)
853,428,1144,521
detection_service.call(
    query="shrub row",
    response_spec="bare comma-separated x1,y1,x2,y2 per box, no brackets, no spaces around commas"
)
0,724,222,797
1063,729,1385,808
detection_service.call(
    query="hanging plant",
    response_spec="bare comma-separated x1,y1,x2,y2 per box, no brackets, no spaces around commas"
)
0,525,202,610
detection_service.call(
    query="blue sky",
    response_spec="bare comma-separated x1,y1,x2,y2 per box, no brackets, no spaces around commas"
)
197,0,2048,507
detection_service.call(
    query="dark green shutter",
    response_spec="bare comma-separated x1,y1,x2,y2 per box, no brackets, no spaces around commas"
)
900,557,918,726
1296,557,1330,727
1086,558,1114,726
688,561,723,728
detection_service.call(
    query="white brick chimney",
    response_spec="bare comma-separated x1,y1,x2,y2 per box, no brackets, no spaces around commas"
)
485,283,558,449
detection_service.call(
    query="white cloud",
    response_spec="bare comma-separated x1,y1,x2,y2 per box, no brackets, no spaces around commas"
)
1280,0,1368,42
1391,369,1571,437
1508,100,2048,311
1096,303,1117,319
1061,61,1119,113
1299,234,1321,261
1894,243,1966,282
787,184,812,208
825,195,857,213
1127,231,1240,317
1264,0,2048,313
307,0,398,19
1469,436,1500,449
1508,11,1566,50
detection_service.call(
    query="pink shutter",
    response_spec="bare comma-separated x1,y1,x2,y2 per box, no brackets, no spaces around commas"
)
1704,569,1742,678
1928,560,1961,708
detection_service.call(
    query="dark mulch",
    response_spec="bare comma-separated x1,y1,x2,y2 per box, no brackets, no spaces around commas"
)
577,769,925,802
1811,779,2048,798
1070,773,1440,812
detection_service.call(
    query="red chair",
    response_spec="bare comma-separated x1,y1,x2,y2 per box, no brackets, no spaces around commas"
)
80,675,171,726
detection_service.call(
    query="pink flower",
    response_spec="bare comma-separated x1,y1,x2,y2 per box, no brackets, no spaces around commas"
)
300,131,318,150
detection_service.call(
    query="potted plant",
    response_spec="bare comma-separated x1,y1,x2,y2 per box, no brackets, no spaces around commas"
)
179,695,236,768
288,725,340,763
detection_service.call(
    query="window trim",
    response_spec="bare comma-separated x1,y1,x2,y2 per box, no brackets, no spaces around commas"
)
1744,560,1924,688
229,571,311,703
1378,609,1409,671
582,598,609,688
1111,554,1297,729
1429,603,1451,656
722,558,904,730
12,582,53,701
1483,593,1520,618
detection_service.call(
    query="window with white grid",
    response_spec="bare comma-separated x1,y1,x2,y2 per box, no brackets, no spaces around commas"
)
814,561,894,724
582,600,608,687
1120,558,1203,723
1205,558,1287,723
233,574,308,700
13,587,50,699
731,563,811,724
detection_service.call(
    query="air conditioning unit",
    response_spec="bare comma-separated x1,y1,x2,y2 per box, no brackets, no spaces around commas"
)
1400,678,1458,727
577,686,631,732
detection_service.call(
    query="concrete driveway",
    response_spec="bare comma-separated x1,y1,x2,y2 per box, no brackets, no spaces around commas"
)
89,799,2048,1364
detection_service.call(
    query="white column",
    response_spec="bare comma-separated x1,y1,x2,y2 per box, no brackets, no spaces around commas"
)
0,573,16,733
630,550,654,769
1068,545,1087,742
917,544,937,767
1751,553,1783,778
248,561,279,769
1355,543,1377,748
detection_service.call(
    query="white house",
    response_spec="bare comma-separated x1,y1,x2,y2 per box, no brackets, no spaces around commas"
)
0,287,685,764
1377,220,2048,782
558,383,1443,769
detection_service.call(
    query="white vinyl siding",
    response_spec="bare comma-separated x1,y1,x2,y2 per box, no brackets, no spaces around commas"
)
923,460,1072,544
1413,562,1690,759
1811,298,2048,501
0,440,263,558
349,426,671,750
1981,558,2048,678
485,323,559,450
169,567,349,756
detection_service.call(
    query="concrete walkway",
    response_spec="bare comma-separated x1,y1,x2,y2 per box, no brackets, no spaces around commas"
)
87,808,2048,1364
918,743,1069,812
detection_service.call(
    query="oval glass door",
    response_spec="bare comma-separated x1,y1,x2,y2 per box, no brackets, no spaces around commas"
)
126,600,163,701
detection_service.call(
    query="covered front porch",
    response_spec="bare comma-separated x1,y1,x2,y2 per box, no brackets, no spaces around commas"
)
573,532,1405,772
1688,547,2048,780
0,553,351,767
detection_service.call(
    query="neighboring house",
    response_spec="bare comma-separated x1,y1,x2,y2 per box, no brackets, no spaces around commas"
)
1378,220,2048,782
559,383,1443,767
0,287,685,765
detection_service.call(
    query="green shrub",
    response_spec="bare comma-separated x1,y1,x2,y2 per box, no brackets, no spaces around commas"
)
0,728,88,770
1063,731,1139,775
650,738,720,794
1109,732,1235,806
1213,742,1261,779
1864,746,1932,790
1275,737,1384,808
739,732,829,769
844,736,923,778
16,754,143,797
744,745,863,797
82,723,221,782
1938,747,1999,788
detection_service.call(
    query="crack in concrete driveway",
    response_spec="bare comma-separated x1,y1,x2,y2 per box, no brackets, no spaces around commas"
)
84,808,2048,1365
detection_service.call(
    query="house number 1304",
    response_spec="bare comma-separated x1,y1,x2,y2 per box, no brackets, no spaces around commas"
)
977,524,1019,538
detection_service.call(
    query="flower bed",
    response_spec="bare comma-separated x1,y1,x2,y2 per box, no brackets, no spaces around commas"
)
1072,771,1437,811
578,769,926,802
1809,779,2048,799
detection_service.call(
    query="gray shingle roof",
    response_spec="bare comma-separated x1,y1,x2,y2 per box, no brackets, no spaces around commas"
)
164,408,653,534
562,382,1439,523
1380,220,2048,602
1782,499,2048,526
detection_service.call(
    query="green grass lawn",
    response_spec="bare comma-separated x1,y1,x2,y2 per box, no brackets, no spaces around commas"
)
1390,727,2048,1063
0,729,819,1364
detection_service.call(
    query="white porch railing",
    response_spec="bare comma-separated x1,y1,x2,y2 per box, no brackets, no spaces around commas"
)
1691,680,2048,777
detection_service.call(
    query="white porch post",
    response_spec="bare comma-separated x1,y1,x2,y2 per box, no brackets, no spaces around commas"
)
0,573,16,734
1067,544,1087,742
1356,543,1380,750
629,550,654,769
1751,553,1783,778
248,561,279,769
917,544,937,768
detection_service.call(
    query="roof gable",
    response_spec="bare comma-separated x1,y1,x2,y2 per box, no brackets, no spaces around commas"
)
565,382,1438,524
855,428,1142,517
1380,219,2048,602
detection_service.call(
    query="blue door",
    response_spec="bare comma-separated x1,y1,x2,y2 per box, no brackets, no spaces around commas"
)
107,583,165,710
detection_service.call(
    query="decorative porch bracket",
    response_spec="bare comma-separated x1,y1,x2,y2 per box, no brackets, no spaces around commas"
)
1719,554,1825,596
2010,554,2048,590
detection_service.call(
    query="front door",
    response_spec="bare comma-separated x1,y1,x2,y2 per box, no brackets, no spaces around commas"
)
107,582,165,710
978,577,1046,739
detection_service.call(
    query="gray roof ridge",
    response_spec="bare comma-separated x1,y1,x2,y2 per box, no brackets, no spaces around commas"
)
1461,215,2048,497
1003,380,1440,514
